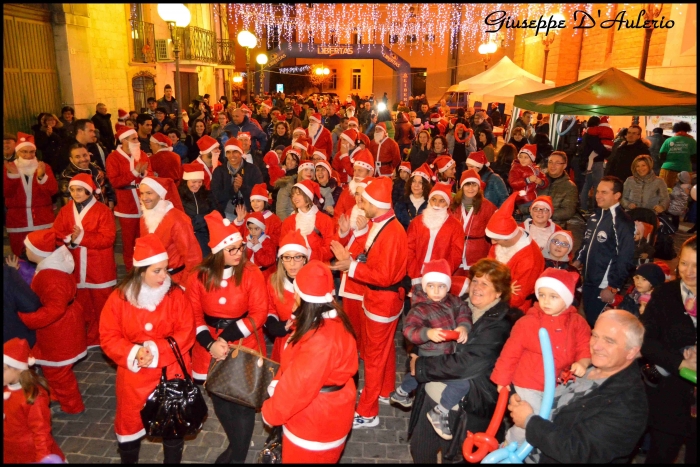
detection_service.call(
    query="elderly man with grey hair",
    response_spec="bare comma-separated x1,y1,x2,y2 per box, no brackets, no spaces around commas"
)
507,309,648,463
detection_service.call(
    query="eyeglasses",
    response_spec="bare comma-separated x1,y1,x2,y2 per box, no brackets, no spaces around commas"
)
223,245,246,255
550,239,571,249
281,255,306,263
531,207,550,213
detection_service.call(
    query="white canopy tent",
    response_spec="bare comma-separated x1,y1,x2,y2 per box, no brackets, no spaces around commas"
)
453,56,554,93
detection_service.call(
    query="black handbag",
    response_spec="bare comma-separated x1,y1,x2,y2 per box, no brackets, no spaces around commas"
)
140,337,208,438
257,426,283,464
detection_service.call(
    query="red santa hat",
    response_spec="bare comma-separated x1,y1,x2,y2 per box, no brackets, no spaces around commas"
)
24,229,56,258
205,210,242,254
362,177,392,209
69,173,101,195
239,104,252,114
294,179,324,204
485,192,521,240
263,151,280,168
421,259,452,290
352,149,375,172
315,160,332,176
429,183,452,205
348,117,359,128
346,103,356,111
375,122,387,135
139,176,168,199
182,162,205,181
298,160,315,173
653,260,673,281
132,233,169,267
357,133,370,148
4,338,35,371
398,161,412,175
599,116,611,127
433,155,455,174
150,132,172,147
547,230,574,258
293,260,335,305
224,138,243,154
340,129,358,147
459,168,484,190
293,137,311,152
309,113,322,124
197,135,219,154
250,183,269,203
115,123,127,134
466,151,488,169
118,108,128,119
531,195,554,214
430,113,441,123
292,127,307,137
116,126,137,142
246,211,266,231
278,229,311,258
312,148,327,161
535,268,579,308
450,276,470,298
412,163,434,183
260,99,273,110
237,132,251,142
519,144,538,162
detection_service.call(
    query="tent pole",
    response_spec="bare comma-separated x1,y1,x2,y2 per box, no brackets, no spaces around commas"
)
550,114,559,150
507,106,519,143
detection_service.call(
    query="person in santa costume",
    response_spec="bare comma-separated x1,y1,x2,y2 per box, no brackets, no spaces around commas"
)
106,126,153,270
52,174,117,348
508,143,549,214
466,150,508,208
265,229,310,362
178,163,218,257
233,183,282,249
333,149,375,224
519,195,562,254
148,132,183,185
280,179,335,262
263,149,286,188
395,163,433,230
307,112,333,157
17,229,86,414
369,122,401,177
3,338,65,464
100,234,195,464
330,177,408,428
3,132,58,256
185,211,267,464
261,260,358,464
315,159,342,217
407,183,464,295
486,192,545,312
193,134,220,190
332,128,360,185
450,169,498,276
432,155,457,190
291,136,314,161
243,211,277,271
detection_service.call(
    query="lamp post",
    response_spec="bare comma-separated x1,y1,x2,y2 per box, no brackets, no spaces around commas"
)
157,4,191,130
237,30,257,103
638,4,663,81
256,53,268,96
313,65,330,93
478,42,497,71
539,13,565,84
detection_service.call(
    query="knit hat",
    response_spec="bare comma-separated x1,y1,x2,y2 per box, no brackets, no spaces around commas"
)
353,149,374,172
466,151,488,169
132,233,169,267
116,126,137,142
635,263,666,288
412,163,434,183
205,211,242,254
421,259,452,290
459,168,484,190
450,276,470,298
263,151,280,168
140,176,168,199
398,161,412,175
246,211,266,231
312,148,327,160
547,230,574,258
278,229,311,258
309,113,322,124
340,129,358,147
293,260,335,305
315,160,332,177
24,229,56,258
182,163,205,181
433,156,455,174
535,268,579,308
531,195,554,213
485,192,521,240
4,338,35,371
197,135,219,154
224,137,243,154
362,177,393,209
519,144,537,162
294,179,323,204
150,132,171,147
118,108,128,119
69,173,101,195
429,183,452,205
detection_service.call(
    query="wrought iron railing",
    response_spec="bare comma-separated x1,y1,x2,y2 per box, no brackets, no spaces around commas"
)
130,20,156,63
217,39,235,65
176,26,216,63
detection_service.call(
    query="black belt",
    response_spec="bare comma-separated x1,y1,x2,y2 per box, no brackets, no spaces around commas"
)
167,264,185,275
320,383,345,393
117,185,138,190
367,282,403,293
204,312,248,330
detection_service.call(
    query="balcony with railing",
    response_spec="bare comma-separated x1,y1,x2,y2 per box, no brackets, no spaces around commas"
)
130,20,156,63
217,39,235,65
175,26,216,63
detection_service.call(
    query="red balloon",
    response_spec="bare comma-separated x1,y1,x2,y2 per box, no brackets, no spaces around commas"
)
462,386,510,463
442,330,461,341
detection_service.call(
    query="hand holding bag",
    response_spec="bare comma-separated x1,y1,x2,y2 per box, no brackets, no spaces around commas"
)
140,337,208,438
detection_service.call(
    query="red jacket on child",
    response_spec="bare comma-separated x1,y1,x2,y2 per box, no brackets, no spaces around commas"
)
509,161,549,205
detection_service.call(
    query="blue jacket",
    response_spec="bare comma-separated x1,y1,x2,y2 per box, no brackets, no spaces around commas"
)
395,195,427,230
211,161,264,213
223,115,268,154
480,169,508,208
575,203,635,290
3,264,41,347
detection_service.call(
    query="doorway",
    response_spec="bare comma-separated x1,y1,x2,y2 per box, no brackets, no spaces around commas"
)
132,73,156,113
176,71,200,111
411,68,427,99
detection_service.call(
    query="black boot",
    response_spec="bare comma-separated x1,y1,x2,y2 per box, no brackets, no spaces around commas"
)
163,438,184,464
215,445,235,464
118,439,141,464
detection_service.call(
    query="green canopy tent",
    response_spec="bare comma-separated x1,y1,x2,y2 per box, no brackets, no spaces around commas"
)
508,67,697,148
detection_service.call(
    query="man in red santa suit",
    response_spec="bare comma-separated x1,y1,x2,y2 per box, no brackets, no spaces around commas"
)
3,132,58,256
518,195,561,254
307,112,333,157
347,116,360,133
369,122,401,177
333,149,375,225
138,176,202,287
331,177,408,428
148,132,183,185
193,135,220,190
53,174,117,348
332,128,360,185
486,191,545,312
406,182,464,293
106,126,153,270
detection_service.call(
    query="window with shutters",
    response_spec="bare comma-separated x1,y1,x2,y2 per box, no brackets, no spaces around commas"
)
351,69,361,90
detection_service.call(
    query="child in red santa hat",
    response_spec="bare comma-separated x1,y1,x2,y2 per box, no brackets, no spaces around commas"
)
508,144,549,214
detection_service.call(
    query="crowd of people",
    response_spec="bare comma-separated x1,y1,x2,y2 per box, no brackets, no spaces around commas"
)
3,85,697,464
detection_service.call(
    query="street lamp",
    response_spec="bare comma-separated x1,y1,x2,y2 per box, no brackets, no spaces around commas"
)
638,4,663,81
478,41,497,71
256,53,268,96
237,30,257,103
539,12,565,83
157,4,191,130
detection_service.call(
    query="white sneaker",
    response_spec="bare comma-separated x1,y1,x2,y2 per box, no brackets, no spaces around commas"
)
378,395,390,405
353,412,379,429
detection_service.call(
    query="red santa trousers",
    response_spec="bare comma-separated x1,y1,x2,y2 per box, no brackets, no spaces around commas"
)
119,218,140,271
9,232,29,257
41,364,85,414
281,434,345,463
356,317,399,418
76,287,113,348
343,297,365,358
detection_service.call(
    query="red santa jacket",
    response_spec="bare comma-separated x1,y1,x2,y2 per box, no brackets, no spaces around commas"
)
337,223,369,301
4,164,57,233
106,148,153,218
3,384,65,463
406,213,464,282
369,137,401,176
139,204,202,287
490,303,591,391
266,276,295,363
150,149,183,185
53,198,117,288
261,315,358,451
508,162,549,205
450,199,498,270
331,150,353,185
235,210,282,248
99,283,195,440
333,186,356,227
193,156,213,190
308,125,333,157
280,207,335,262
488,235,545,312
18,248,86,366
246,234,277,270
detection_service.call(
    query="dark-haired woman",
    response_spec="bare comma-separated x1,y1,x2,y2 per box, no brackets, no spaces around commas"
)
100,234,195,464
395,164,432,230
261,260,358,463
408,129,432,171
427,135,449,166
264,121,292,155
185,211,268,464
478,129,496,164
185,120,207,163
491,143,518,193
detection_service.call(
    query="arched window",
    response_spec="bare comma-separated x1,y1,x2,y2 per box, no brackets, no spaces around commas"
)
132,72,156,113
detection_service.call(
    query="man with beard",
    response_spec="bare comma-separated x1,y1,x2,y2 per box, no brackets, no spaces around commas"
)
334,149,374,223
138,176,201,286
369,123,401,177
58,143,115,208
4,133,58,256
106,126,153,270
307,112,333,157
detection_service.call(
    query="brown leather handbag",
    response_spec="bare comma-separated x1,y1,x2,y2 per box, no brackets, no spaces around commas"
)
204,317,280,409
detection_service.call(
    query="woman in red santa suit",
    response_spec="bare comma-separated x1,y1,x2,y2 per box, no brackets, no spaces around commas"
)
17,229,86,414
99,234,195,464
52,174,116,348
280,179,335,262
307,112,334,157
432,155,458,192
518,195,562,254
264,229,310,362
450,169,498,276
261,260,358,464
185,211,268,463
106,126,153,271
234,183,282,248
333,149,375,225
193,135,221,190
138,176,202,287
148,132,183,185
